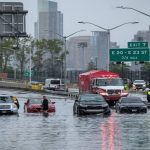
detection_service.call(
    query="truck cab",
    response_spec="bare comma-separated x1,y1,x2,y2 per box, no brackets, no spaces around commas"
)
91,77,128,102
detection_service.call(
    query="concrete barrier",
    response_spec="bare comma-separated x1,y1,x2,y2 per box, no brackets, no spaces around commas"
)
0,81,79,98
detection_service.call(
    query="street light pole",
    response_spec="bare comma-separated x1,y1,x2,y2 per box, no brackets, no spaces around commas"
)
116,6,150,18
78,21,139,71
50,30,85,85
29,47,32,83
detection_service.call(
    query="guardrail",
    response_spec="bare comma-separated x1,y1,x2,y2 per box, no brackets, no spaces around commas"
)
0,81,79,99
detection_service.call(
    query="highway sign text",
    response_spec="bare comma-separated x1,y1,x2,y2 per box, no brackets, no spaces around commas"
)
109,48,150,62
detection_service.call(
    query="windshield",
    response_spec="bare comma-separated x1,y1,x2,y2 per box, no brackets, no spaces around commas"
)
30,99,51,104
133,80,145,84
80,94,104,102
121,97,142,103
51,80,60,84
0,96,12,103
30,99,42,104
96,78,123,86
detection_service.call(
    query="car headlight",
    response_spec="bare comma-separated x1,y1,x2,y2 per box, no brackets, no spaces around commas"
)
102,104,108,107
79,103,87,107
141,105,147,108
120,105,126,108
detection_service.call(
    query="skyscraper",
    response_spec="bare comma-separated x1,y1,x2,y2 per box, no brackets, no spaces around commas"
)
35,0,63,40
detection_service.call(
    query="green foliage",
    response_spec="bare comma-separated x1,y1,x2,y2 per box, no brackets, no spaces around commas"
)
0,37,64,79
33,39,64,78
0,38,16,71
141,62,150,72
87,61,97,71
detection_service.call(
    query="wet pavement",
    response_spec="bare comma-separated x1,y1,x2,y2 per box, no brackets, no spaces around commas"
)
0,89,150,150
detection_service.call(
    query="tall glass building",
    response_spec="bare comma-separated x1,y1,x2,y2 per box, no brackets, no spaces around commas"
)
35,0,63,40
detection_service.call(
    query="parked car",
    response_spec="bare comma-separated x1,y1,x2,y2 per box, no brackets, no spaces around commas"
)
24,97,55,113
132,80,146,90
73,93,111,115
0,94,18,115
115,96,147,113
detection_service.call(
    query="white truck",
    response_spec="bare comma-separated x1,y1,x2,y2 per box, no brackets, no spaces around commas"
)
44,78,62,90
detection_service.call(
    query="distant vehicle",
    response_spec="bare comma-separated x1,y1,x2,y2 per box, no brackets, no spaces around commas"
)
115,96,147,113
44,78,63,90
24,98,55,113
0,94,18,115
132,80,146,90
73,93,111,115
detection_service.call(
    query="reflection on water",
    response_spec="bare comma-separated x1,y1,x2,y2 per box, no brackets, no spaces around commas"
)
100,112,121,150
0,90,150,150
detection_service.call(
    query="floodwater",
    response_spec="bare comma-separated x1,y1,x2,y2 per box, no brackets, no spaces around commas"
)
0,89,150,150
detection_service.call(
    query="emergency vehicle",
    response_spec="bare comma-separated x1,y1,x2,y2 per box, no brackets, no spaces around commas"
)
78,70,128,103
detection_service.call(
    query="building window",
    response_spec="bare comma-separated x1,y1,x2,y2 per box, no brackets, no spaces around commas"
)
3,14,12,23
14,14,23,23
4,24,12,32
3,5,12,11
14,5,23,11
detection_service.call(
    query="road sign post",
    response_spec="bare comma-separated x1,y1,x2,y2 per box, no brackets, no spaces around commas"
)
109,48,150,62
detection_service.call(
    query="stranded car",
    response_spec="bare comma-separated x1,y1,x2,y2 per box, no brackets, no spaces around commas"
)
132,80,146,90
24,97,55,113
73,93,111,115
115,96,147,113
0,94,18,115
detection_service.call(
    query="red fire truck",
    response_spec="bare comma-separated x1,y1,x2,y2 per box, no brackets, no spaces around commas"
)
78,70,128,104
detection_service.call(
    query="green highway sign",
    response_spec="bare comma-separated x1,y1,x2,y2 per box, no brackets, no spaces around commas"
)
24,71,33,77
109,48,150,62
128,42,148,48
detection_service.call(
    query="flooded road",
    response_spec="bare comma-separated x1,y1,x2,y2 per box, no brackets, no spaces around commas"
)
0,89,150,150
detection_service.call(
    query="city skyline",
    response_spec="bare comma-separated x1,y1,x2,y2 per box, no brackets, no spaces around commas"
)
2,0,150,48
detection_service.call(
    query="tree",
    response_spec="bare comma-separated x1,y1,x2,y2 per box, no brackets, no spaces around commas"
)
0,38,16,72
110,62,130,78
44,39,64,77
32,39,46,80
16,36,33,79
87,61,96,71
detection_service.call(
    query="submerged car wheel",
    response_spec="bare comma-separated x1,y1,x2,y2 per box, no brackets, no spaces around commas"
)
104,109,111,115
142,109,147,113
77,108,82,115
73,106,76,115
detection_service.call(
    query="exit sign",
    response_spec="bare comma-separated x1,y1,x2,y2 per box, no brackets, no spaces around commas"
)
128,42,148,48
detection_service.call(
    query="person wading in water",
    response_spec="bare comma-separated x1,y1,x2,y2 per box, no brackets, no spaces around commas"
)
42,96,49,114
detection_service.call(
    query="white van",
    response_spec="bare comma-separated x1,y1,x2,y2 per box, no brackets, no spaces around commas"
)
44,78,62,90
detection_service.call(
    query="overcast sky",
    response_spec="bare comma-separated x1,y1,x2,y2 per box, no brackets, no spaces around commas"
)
2,0,150,47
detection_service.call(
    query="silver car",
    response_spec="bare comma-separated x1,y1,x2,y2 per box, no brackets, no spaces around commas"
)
132,80,146,90
0,95,18,115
